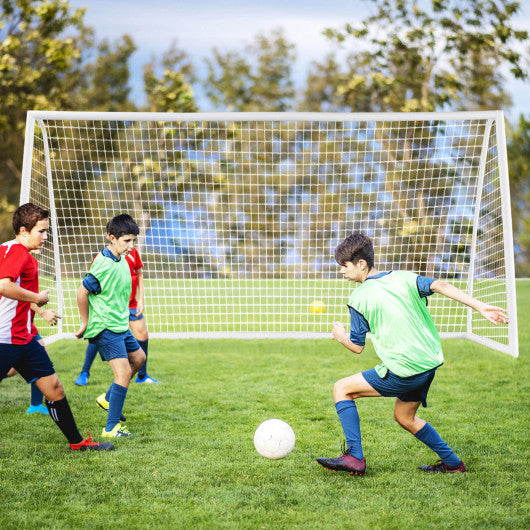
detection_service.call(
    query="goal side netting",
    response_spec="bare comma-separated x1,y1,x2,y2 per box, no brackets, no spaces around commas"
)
20,111,518,357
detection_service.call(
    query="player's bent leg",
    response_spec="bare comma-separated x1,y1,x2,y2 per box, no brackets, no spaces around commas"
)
127,348,146,376
109,357,133,388
317,372,378,476
333,372,382,403
34,373,66,402
393,399,424,434
102,357,135,437
129,318,148,342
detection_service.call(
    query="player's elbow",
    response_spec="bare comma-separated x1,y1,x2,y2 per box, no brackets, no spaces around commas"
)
430,279,449,294
76,284,89,300
351,342,364,354
0,278,11,296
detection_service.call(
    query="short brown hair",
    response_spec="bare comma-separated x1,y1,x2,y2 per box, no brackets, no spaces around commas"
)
334,233,374,268
12,203,49,235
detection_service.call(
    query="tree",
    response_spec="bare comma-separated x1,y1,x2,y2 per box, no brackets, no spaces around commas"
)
304,0,528,112
78,35,137,111
143,42,197,113
507,114,530,276
0,0,89,242
205,28,296,111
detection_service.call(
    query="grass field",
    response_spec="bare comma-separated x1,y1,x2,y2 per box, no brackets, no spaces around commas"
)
0,281,528,529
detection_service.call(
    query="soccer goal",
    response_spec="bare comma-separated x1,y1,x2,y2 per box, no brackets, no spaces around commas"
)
20,111,518,357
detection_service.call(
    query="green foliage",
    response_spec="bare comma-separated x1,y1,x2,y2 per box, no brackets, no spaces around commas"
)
0,0,88,242
305,0,528,112
78,35,137,112
0,280,528,528
143,42,197,112
507,114,530,276
205,28,296,111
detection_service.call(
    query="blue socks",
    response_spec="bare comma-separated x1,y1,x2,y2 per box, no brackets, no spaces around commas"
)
82,342,98,375
335,400,364,459
105,382,128,432
415,422,461,466
137,339,148,378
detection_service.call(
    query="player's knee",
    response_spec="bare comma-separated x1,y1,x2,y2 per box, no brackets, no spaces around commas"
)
333,379,350,402
135,330,148,341
394,412,414,431
44,377,65,401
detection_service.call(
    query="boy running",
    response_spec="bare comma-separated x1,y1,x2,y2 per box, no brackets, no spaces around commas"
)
74,246,159,386
0,203,113,451
317,233,508,476
75,214,146,438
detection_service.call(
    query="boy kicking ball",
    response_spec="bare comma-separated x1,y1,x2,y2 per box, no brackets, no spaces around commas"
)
75,214,146,438
0,203,113,451
317,233,508,476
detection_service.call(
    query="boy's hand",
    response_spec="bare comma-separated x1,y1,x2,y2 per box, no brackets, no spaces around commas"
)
331,321,348,343
36,289,50,306
477,303,509,325
136,301,144,317
40,309,61,326
74,322,87,339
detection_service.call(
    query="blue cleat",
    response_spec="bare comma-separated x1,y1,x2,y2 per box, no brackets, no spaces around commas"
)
27,404,49,415
75,372,89,386
136,374,161,384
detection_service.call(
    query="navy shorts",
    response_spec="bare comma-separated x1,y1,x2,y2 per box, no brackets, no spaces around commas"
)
0,336,55,383
362,366,439,407
89,329,140,362
128,308,144,322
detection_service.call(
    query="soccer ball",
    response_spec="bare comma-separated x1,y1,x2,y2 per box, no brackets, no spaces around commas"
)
310,300,325,313
253,419,296,460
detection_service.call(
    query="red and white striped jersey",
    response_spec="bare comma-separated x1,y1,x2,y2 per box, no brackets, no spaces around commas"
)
0,240,39,344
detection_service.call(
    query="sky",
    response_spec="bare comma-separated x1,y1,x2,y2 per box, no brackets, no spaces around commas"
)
69,0,530,119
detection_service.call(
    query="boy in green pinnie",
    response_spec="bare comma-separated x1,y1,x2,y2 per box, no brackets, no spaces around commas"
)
317,233,508,476
75,214,146,438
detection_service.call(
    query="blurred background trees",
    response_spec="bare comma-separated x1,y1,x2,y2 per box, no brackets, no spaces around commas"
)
0,0,528,275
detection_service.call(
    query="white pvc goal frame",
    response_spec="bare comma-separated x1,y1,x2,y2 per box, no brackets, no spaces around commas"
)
20,111,518,357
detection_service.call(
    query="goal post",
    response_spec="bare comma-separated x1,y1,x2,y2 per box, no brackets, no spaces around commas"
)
20,110,519,357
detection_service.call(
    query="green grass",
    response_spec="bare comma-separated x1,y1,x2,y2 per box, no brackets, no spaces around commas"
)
0,281,528,529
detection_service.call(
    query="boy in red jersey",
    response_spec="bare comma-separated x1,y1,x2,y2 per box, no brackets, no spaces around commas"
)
74,245,159,386
0,203,113,451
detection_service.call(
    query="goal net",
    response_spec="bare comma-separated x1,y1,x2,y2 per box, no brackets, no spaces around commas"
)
21,111,518,357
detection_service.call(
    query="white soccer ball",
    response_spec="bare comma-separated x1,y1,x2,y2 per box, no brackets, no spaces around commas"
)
253,419,295,460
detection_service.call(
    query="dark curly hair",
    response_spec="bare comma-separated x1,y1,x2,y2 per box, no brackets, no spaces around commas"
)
334,233,374,268
12,203,49,235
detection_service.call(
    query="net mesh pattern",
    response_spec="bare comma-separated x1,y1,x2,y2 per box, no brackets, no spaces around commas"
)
25,115,512,350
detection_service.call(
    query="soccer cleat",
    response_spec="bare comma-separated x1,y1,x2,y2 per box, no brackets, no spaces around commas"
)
418,459,467,473
317,443,366,476
135,374,160,384
101,423,137,438
26,404,49,415
75,372,89,386
95,393,126,422
70,432,114,451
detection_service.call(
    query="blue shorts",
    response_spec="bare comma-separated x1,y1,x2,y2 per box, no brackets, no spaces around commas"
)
89,330,140,362
362,366,439,407
129,308,144,322
0,336,55,383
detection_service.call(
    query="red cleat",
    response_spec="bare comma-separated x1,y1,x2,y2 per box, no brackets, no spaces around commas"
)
70,432,115,451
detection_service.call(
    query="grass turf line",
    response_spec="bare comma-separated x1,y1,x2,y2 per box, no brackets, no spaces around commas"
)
0,280,528,529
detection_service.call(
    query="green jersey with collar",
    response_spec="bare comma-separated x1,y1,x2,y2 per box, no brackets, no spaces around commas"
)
84,249,132,338
348,270,443,378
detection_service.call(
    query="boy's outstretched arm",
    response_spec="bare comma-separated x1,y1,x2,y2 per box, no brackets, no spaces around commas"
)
75,284,90,338
331,321,364,354
430,280,509,326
